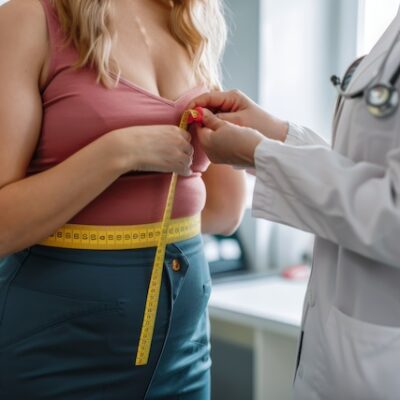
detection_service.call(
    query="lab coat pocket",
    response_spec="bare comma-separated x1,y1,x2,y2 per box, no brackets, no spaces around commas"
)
324,305,400,400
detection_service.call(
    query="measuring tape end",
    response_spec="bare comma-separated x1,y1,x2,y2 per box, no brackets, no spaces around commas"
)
187,107,204,125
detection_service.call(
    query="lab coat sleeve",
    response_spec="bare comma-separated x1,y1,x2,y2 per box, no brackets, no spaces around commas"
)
284,123,330,147
252,137,400,268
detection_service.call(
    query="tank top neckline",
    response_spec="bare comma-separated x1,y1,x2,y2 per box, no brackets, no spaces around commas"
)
112,73,206,108
39,0,207,105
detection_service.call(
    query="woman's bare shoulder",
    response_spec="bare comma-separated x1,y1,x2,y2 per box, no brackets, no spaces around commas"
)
0,0,47,74
0,0,46,27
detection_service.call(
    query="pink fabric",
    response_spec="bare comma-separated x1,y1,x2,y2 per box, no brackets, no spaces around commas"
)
30,0,210,225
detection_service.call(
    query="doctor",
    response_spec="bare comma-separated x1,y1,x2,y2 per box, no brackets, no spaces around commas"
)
191,9,400,400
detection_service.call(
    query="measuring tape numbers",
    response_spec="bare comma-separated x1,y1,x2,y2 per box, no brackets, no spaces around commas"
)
40,215,200,250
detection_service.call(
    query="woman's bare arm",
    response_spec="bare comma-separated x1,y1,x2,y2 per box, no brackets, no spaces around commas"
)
0,1,128,256
201,164,247,235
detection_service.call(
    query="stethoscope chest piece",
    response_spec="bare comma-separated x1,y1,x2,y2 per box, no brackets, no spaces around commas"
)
366,83,399,118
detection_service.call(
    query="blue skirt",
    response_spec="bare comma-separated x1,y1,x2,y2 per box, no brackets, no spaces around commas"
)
0,235,211,399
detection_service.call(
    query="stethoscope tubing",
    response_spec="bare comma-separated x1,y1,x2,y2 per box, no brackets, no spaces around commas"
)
336,30,400,99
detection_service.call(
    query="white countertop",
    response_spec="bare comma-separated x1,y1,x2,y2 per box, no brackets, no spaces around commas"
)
208,276,308,337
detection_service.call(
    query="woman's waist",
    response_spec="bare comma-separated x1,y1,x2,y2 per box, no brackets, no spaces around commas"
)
68,174,206,226
31,233,205,267
40,213,202,251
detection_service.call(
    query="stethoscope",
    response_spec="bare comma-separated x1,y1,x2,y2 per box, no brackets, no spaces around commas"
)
331,30,400,118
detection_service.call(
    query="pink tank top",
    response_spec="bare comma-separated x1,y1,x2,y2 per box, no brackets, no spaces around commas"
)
30,0,210,226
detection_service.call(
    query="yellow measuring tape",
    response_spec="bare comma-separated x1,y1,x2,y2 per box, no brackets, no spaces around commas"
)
135,108,203,366
39,214,200,250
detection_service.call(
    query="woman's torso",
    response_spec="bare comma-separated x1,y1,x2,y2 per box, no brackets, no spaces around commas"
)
30,0,210,226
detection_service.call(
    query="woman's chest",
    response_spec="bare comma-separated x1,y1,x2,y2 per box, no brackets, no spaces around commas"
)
111,10,197,102
33,70,209,173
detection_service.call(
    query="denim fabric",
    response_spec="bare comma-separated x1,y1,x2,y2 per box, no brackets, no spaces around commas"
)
0,235,211,399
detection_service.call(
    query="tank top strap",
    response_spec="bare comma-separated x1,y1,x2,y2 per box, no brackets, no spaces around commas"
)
39,0,76,90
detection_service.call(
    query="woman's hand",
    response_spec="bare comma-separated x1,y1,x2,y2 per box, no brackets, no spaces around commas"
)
195,109,264,167
189,90,289,142
111,125,194,176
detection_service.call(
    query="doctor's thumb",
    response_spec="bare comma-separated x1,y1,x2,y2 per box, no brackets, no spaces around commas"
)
201,108,227,131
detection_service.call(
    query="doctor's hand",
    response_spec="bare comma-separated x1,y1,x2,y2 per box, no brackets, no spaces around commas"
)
189,90,289,142
195,109,264,167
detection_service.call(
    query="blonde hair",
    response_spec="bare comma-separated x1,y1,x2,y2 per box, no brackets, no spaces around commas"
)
51,0,227,89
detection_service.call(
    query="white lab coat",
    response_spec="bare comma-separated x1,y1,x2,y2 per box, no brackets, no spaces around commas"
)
252,9,400,400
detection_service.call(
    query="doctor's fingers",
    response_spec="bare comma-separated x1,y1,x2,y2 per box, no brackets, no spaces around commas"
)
214,111,244,126
196,122,240,148
201,109,231,131
189,90,249,113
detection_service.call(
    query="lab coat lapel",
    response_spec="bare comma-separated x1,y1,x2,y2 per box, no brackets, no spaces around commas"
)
332,9,400,146
346,11,400,94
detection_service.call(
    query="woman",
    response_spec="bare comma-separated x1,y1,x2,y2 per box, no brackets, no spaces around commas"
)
191,9,400,398
0,0,246,399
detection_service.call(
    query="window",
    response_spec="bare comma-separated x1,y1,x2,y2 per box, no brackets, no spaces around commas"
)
358,0,400,55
